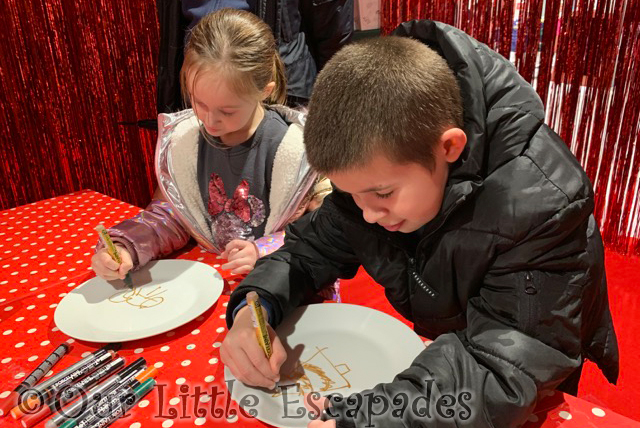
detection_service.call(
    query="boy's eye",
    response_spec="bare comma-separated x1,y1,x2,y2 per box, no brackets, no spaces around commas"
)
375,191,393,199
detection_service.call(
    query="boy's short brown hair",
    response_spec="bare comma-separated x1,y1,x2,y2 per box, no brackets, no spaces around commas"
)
304,36,464,174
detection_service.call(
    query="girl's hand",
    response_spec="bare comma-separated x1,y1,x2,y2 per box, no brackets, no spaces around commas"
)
220,305,286,389
305,394,336,428
221,239,259,275
91,244,133,281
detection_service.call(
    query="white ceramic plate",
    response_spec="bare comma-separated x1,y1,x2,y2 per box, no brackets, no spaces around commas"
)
55,260,224,342
224,303,425,428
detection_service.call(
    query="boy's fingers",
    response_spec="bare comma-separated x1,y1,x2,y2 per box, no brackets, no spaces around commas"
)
270,329,287,374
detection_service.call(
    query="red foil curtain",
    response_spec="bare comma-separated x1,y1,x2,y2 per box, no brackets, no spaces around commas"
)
0,1,159,211
383,0,640,256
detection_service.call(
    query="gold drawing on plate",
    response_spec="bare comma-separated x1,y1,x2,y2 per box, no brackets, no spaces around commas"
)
272,347,351,397
108,286,167,309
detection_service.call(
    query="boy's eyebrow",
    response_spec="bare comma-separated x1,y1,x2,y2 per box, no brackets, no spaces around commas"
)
333,184,392,194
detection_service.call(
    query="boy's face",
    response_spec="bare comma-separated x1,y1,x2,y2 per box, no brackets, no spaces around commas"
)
327,129,466,233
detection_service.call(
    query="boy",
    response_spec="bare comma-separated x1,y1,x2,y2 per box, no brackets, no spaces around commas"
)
221,20,619,427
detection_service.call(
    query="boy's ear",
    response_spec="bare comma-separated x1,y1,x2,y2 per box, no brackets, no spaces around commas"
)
261,81,276,101
439,128,467,163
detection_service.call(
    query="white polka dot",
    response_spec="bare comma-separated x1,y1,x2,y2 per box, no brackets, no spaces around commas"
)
205,375,215,383
0,298,4,303
200,395,211,403
3,330,12,335
14,373,25,379
219,314,226,319
38,315,47,320
527,414,539,423
50,304,58,308
197,257,204,261
154,362,164,369
82,351,91,357
212,342,221,348
134,348,144,354
216,327,224,333
9,288,17,293
1,357,11,364
160,346,170,352
592,407,606,417
227,414,238,423
558,411,572,420
175,378,186,385
166,331,175,337
27,305,35,310
0,391,11,399
129,423,141,428
222,302,228,307
208,358,218,364
52,327,59,332
66,339,74,344
27,329,37,334
191,329,200,335
4,306,13,311
228,280,235,285
137,400,149,408
15,342,25,348
194,418,206,426
186,344,196,350
162,421,174,428
169,397,180,406
41,340,51,346
58,293,67,297
181,360,191,367
28,355,38,362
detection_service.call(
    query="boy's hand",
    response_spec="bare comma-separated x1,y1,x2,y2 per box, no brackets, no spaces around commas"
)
305,394,336,428
220,305,286,389
91,244,133,281
221,239,259,275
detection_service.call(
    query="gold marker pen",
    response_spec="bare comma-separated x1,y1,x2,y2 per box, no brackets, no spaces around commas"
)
246,291,273,358
95,224,133,288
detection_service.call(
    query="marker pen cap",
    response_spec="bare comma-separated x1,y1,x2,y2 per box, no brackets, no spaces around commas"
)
133,379,156,400
135,367,158,383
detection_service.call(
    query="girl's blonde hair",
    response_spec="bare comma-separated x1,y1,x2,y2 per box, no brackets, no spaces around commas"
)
180,8,287,106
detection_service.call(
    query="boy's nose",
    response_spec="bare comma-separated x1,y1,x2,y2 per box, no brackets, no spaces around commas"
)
361,205,386,224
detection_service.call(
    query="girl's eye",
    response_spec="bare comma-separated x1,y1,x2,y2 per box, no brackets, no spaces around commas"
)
221,111,235,117
375,191,393,199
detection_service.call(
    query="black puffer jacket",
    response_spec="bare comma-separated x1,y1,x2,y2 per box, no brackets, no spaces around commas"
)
227,20,619,427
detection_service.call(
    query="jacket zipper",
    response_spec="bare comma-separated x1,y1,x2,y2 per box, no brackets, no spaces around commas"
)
408,257,439,299
523,271,537,333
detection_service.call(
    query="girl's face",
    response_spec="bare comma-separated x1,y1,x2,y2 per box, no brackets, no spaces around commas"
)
187,68,263,146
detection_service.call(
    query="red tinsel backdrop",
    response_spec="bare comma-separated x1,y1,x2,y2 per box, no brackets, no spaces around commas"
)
0,0,639,255
383,0,640,256
0,1,159,210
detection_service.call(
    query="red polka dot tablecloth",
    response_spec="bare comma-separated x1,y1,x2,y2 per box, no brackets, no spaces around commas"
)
1,190,638,428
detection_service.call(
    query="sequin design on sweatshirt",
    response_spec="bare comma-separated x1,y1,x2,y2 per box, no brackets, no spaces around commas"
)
208,173,266,250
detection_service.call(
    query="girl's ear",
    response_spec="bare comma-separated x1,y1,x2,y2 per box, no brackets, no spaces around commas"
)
261,81,276,101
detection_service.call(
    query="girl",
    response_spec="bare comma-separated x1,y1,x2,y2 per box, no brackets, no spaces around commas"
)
91,9,330,279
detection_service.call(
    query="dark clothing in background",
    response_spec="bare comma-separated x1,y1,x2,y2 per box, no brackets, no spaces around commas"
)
156,0,353,114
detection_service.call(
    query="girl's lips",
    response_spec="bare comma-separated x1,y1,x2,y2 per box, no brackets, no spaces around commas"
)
382,220,404,232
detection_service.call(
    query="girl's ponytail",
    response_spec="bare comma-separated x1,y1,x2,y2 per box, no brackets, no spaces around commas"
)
267,53,287,105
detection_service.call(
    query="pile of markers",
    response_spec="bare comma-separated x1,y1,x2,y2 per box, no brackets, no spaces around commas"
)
0,342,157,428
